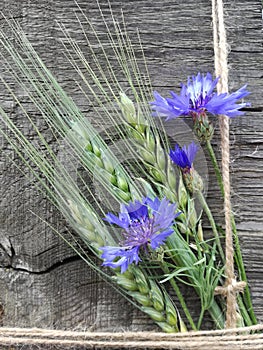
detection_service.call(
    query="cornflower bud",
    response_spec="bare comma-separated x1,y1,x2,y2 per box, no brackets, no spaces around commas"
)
183,168,204,194
169,141,203,193
193,111,214,142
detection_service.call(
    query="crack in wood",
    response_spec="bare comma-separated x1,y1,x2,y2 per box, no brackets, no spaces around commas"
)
241,107,263,112
0,255,82,275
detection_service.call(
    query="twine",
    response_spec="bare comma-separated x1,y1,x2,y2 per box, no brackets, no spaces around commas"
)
211,0,246,328
0,325,262,349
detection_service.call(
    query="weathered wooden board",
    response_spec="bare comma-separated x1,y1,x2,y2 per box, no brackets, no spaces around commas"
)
0,0,262,341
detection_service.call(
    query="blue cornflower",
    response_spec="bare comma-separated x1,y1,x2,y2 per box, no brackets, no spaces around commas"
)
101,197,180,273
169,142,199,173
151,72,250,119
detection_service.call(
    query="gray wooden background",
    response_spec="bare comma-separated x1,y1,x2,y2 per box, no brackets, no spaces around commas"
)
0,0,262,336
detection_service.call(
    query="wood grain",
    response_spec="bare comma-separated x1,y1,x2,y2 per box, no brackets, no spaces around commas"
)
0,0,262,338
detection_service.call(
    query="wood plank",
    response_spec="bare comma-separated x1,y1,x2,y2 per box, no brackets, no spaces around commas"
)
0,0,262,338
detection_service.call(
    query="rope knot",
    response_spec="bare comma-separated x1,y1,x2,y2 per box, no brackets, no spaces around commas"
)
214,279,247,298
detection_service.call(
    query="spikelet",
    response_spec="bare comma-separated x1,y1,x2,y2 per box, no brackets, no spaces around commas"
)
71,121,134,203
119,93,177,202
115,267,185,333
119,93,200,235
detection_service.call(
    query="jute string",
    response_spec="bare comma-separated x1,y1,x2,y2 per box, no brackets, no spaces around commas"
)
211,0,246,328
0,325,262,349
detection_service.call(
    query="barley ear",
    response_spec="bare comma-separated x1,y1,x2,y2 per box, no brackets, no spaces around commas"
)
119,93,177,202
114,267,185,333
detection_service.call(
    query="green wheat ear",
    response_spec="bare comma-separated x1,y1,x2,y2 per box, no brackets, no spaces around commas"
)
119,92,178,203
115,267,186,333
1,104,185,333
0,24,187,332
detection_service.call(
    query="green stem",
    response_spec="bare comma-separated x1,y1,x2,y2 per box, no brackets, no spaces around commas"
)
237,294,252,326
197,307,205,330
232,217,258,325
167,237,225,329
196,191,225,262
161,264,197,331
205,140,225,198
208,300,225,329
206,140,257,325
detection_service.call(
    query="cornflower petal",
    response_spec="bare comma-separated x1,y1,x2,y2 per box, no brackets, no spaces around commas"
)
151,73,250,119
101,197,180,272
170,142,199,171
145,197,161,212
101,246,141,273
104,212,129,229
206,85,250,117
183,142,199,165
150,91,182,119
126,199,148,222
151,228,174,250
100,246,124,261
169,145,191,169
152,198,179,230
201,73,219,98
168,89,189,115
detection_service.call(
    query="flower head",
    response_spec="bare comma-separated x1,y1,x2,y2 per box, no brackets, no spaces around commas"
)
169,142,199,172
150,72,250,119
101,197,180,273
